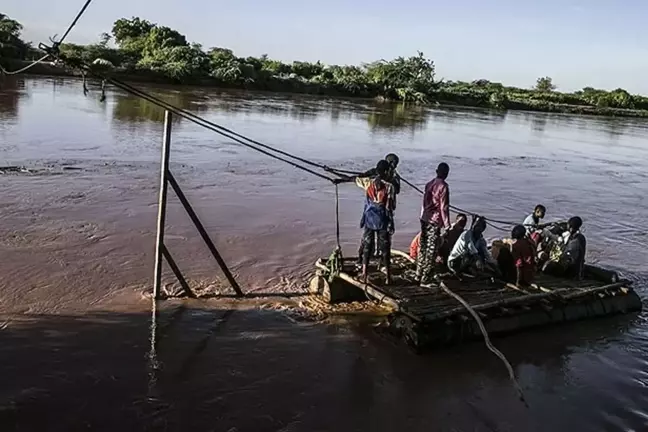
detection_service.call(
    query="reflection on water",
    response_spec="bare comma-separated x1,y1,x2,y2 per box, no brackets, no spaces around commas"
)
112,89,209,124
0,77,24,120
367,103,428,132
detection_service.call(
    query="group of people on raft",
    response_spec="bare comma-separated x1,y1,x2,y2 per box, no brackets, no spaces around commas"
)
334,154,587,287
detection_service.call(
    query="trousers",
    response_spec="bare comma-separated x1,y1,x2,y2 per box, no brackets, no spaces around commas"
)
362,228,391,270
416,220,440,284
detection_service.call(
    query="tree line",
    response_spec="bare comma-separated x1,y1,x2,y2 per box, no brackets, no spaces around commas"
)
2,13,648,116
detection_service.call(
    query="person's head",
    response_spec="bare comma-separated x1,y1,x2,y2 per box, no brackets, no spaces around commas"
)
436,162,450,180
455,213,468,229
511,224,526,240
385,153,399,169
568,216,583,233
534,204,546,219
472,216,487,236
375,159,390,178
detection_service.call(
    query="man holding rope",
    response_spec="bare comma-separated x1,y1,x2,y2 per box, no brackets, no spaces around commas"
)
417,162,451,285
355,153,401,266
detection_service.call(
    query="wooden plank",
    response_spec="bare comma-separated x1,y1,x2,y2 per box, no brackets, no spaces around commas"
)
415,288,576,321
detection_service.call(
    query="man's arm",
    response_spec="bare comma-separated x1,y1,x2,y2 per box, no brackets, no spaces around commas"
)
359,167,376,178
354,176,372,191
332,175,356,185
392,172,401,195
477,239,496,264
439,184,451,229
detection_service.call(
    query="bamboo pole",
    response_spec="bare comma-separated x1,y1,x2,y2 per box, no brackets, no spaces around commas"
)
152,110,172,300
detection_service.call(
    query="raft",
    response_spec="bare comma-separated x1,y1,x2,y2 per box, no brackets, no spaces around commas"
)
311,250,643,350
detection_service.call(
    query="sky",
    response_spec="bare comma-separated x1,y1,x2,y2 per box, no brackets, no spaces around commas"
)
5,0,648,94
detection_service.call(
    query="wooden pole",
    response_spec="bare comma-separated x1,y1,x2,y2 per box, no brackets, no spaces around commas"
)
168,172,244,297
153,110,172,300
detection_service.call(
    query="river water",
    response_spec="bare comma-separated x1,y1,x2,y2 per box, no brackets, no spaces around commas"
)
0,76,647,431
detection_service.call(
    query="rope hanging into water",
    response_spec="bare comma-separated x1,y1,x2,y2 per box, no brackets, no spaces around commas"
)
82,71,89,95
0,54,51,76
438,281,528,407
326,184,344,283
335,184,341,249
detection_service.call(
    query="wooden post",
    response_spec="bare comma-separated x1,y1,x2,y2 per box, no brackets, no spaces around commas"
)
153,110,172,300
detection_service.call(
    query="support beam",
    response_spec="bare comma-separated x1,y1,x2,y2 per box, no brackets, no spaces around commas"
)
162,244,196,298
168,172,244,297
153,110,172,300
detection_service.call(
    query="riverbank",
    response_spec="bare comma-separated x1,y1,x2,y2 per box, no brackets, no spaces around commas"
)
6,59,648,119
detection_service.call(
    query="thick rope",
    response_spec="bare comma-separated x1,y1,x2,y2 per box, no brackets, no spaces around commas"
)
0,54,50,76
397,175,519,227
438,281,528,407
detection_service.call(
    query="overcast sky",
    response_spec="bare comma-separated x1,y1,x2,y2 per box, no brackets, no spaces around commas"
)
5,0,648,94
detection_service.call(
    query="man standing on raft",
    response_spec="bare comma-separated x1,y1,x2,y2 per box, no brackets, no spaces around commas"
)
417,162,451,285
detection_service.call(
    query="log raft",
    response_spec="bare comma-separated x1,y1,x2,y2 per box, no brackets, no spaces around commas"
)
312,250,642,350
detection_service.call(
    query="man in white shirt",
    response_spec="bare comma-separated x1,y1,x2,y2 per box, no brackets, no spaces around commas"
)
523,204,546,235
448,217,498,276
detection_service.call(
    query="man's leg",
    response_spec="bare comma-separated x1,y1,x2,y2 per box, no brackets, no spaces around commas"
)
416,220,430,281
449,255,472,275
361,228,375,281
419,222,440,285
356,238,364,266
378,229,391,284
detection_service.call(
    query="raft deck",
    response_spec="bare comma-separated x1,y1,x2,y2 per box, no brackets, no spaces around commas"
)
314,251,642,348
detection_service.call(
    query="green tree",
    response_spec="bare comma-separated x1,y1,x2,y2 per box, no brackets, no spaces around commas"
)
0,13,29,59
365,51,436,101
535,76,556,92
138,44,208,80
111,17,155,54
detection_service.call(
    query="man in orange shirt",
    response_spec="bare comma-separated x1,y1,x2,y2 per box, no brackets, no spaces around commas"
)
336,160,395,284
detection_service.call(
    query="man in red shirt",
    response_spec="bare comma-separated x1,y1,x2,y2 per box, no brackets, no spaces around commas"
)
416,162,451,285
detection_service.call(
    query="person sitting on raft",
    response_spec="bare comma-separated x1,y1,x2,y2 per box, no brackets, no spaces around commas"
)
510,224,537,287
409,214,466,261
335,160,396,284
438,213,468,265
447,217,498,277
356,153,401,265
523,204,547,237
542,216,586,280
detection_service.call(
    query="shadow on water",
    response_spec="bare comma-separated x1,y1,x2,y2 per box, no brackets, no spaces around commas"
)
0,301,646,432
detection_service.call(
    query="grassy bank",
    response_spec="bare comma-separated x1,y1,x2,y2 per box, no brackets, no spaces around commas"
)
3,13,648,119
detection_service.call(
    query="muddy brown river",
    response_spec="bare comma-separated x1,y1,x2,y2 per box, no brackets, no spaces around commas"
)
0,76,647,431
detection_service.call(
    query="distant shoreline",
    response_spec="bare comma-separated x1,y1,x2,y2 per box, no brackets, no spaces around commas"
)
6,59,648,119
